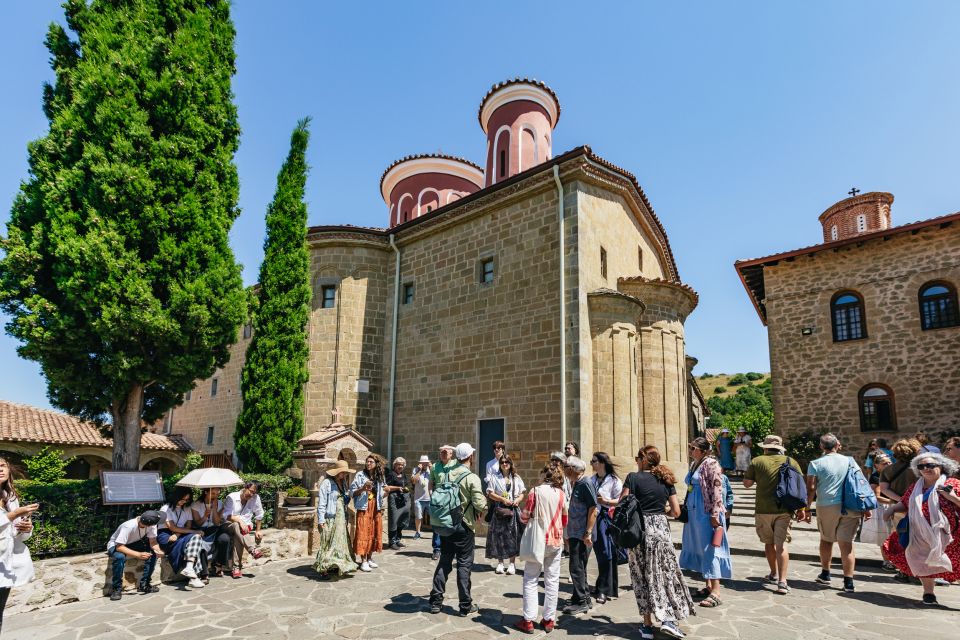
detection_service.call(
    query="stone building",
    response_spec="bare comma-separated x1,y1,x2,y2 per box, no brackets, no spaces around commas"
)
0,399,191,478
736,192,960,452
173,79,702,478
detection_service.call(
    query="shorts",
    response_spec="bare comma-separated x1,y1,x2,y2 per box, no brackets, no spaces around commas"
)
816,503,861,543
415,499,430,520
755,513,793,545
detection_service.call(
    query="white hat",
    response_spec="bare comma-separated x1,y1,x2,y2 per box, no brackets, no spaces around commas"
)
720,429,730,434
418,455,430,464
454,442,475,461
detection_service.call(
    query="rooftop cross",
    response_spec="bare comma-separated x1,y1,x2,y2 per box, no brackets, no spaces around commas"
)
331,407,344,426
848,187,860,197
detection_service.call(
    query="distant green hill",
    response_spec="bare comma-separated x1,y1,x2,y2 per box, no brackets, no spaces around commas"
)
696,372,772,429
697,371,769,401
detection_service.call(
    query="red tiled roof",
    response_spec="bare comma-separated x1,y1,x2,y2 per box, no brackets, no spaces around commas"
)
379,153,483,191
0,400,192,452
734,210,960,325
477,77,561,128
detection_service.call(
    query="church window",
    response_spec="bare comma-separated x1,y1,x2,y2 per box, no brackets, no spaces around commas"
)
637,246,643,271
206,426,215,445
185,389,192,402
831,291,866,342
321,285,337,309
859,385,896,432
830,225,838,241
402,283,415,305
919,281,959,330
480,258,495,284
600,246,608,280
499,150,506,178
211,378,218,397
426,206,432,213
402,211,410,222
856,214,866,233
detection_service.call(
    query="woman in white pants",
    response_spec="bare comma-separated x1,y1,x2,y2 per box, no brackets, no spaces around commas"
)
514,461,567,634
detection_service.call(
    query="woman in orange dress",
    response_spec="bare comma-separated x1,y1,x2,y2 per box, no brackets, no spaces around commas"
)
350,455,385,572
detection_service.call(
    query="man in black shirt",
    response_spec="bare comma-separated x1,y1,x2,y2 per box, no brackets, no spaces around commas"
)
385,457,411,549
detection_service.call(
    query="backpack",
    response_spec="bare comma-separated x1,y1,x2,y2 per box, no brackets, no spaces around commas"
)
610,494,645,549
775,456,808,512
840,458,878,515
429,465,473,537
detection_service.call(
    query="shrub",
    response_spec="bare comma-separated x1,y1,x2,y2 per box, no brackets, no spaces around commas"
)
727,373,749,386
23,447,75,483
727,409,775,456
713,386,727,394
286,485,309,498
745,372,764,381
785,429,827,471
699,373,713,379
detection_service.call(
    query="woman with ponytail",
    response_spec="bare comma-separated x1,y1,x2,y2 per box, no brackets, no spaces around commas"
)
619,446,693,639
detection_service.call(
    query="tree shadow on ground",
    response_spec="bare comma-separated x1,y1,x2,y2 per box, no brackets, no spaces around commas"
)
285,563,355,582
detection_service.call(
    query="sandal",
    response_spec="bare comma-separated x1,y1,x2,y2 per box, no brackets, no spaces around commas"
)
699,594,722,608
763,573,777,584
692,587,711,599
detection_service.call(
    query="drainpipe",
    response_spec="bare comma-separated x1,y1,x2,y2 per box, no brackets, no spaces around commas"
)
387,234,401,460
552,165,566,451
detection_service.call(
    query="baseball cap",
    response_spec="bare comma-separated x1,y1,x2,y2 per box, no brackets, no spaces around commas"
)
139,510,162,526
454,442,475,461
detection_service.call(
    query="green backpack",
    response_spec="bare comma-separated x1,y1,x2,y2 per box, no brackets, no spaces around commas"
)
430,465,472,537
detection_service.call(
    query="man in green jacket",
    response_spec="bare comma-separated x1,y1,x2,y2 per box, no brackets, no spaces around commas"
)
429,442,487,616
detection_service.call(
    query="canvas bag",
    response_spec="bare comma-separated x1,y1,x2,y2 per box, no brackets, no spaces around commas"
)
840,458,879,515
518,486,562,565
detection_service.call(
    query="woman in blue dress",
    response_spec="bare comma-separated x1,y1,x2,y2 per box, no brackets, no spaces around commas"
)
679,437,732,608
716,429,735,472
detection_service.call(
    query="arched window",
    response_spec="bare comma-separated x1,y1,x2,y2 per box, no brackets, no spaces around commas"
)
831,291,866,342
919,281,959,330
859,385,896,432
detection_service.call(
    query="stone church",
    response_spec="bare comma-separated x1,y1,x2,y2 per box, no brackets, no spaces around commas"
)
736,191,960,453
170,79,705,478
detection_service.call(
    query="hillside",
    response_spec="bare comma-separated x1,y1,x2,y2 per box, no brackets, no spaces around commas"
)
697,372,770,401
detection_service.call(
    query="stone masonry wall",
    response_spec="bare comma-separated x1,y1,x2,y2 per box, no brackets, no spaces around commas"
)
172,327,250,456
765,223,960,453
305,241,391,447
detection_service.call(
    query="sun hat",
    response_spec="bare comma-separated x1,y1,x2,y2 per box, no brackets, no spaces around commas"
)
418,455,430,464
454,442,475,461
325,459,355,477
760,435,786,453
720,429,730,434
737,427,747,432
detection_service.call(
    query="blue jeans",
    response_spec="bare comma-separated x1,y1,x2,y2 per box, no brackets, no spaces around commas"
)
432,530,441,552
108,538,157,591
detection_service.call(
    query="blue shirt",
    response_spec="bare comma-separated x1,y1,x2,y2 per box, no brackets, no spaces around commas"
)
807,453,853,506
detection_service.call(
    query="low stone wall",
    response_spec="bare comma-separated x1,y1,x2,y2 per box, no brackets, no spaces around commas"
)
7,528,309,616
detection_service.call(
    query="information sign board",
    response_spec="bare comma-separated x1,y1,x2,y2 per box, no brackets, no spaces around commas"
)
99,471,165,505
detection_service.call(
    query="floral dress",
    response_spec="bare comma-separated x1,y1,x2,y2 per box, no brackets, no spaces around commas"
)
882,477,960,580
313,478,358,576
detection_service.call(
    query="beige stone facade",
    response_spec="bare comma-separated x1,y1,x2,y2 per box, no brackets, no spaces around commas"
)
737,196,960,454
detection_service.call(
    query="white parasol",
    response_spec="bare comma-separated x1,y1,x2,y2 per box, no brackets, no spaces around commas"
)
175,467,244,489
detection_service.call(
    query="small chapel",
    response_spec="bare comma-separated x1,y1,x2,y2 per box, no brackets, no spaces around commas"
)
170,79,705,478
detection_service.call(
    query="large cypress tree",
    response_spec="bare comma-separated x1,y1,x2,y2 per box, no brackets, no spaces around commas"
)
234,119,312,473
0,0,246,469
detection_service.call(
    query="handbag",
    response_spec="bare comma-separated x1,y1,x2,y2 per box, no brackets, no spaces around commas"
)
677,502,689,523
495,506,515,519
896,515,910,549
518,487,562,565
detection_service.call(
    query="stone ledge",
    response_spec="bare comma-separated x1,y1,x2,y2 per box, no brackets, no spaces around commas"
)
6,528,309,616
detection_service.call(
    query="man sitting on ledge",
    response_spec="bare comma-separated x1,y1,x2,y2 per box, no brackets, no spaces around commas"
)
106,510,166,601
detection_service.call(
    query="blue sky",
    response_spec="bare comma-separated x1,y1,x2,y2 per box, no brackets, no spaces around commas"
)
1,2,958,411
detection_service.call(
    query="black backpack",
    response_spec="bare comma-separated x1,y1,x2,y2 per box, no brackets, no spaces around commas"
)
610,494,645,548
775,456,808,512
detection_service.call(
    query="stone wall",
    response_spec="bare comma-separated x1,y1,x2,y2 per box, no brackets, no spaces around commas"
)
6,528,309,616
764,222,960,453
171,326,250,455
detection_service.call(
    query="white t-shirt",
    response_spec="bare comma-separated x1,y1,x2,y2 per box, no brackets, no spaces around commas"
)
164,504,195,529
486,457,500,479
487,471,526,501
592,474,623,502
223,491,264,526
411,469,431,501
108,518,157,550
190,499,224,527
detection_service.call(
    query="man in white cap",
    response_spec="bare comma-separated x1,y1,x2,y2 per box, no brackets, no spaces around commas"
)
428,442,487,616
743,435,804,594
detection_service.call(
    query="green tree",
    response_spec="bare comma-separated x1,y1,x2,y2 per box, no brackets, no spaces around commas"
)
0,1,246,469
23,447,75,483
234,120,313,473
707,378,772,427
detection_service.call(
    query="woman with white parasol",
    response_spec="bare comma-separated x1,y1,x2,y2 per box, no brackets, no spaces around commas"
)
177,468,244,579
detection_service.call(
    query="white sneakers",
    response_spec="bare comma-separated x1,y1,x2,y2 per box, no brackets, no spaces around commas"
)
181,565,198,579
495,563,505,574
188,577,205,589
506,563,516,575
360,561,371,572
368,560,378,569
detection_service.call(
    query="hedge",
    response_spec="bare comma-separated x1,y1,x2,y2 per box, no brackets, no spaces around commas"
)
16,473,293,558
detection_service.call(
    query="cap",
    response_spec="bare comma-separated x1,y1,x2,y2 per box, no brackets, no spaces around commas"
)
454,442,475,461
139,510,162,526
418,455,431,464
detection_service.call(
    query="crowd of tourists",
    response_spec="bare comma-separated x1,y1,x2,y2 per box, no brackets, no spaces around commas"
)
2,430,959,636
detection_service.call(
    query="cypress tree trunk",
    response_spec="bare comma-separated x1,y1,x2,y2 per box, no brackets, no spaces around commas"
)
0,0,247,469
234,120,313,473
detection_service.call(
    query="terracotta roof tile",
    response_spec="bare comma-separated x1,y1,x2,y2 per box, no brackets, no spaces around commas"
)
477,77,561,128
0,400,191,452
379,153,483,191
618,276,699,304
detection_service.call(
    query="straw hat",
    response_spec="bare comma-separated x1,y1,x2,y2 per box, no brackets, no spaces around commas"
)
325,459,355,477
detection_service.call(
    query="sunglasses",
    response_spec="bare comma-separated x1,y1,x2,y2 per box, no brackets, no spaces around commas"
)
590,459,599,464
916,463,940,470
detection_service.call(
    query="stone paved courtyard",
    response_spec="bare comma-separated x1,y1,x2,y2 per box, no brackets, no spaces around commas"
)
8,531,959,640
